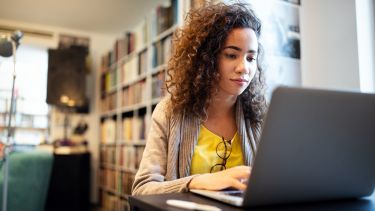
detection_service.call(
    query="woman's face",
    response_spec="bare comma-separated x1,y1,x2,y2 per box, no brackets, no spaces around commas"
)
217,28,258,97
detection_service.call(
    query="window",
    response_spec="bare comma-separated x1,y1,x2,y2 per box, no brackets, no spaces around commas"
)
0,45,49,145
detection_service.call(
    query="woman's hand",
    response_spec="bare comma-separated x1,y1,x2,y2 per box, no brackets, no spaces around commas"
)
188,166,251,191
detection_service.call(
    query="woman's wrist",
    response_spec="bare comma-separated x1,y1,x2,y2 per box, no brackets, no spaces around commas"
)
187,174,205,190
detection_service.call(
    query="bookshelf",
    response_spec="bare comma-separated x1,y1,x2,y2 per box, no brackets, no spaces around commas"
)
98,0,186,210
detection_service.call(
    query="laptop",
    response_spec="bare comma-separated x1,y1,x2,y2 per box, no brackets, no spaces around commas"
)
190,86,375,207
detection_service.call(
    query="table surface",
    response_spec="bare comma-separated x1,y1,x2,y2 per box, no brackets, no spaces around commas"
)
129,191,375,211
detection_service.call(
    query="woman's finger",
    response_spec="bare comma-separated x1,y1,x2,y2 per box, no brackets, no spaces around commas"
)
230,179,247,190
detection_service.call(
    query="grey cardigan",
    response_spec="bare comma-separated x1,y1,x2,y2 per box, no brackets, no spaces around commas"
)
131,97,261,195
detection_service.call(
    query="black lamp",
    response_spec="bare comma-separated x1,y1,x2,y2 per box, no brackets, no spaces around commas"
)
0,30,23,211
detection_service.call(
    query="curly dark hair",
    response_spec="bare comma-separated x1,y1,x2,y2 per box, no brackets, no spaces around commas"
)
166,2,267,125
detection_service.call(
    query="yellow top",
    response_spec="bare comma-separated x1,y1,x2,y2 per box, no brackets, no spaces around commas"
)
190,125,244,174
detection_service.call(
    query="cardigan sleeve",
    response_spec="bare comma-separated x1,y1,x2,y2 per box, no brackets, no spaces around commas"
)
131,98,196,195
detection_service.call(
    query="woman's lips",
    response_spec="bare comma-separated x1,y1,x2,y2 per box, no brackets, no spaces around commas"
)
231,78,248,86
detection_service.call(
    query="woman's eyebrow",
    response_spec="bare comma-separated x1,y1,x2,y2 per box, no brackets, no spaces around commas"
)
223,46,257,53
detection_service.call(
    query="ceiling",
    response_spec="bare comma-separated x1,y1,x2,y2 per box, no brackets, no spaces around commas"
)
0,0,166,35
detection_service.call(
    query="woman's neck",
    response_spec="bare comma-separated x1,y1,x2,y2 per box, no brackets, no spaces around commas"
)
207,93,237,119
203,93,238,140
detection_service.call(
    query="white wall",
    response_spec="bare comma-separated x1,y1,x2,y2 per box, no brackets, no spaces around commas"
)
300,0,361,91
300,0,375,92
0,18,114,203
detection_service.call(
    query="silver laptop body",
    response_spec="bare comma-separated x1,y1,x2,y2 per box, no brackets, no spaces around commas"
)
191,87,375,207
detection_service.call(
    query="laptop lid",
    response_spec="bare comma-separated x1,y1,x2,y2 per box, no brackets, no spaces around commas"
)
191,87,375,207
243,87,375,206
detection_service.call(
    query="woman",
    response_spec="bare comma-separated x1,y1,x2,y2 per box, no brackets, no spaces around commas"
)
132,2,267,195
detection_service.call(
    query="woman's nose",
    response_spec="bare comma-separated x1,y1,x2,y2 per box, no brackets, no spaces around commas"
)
235,58,248,74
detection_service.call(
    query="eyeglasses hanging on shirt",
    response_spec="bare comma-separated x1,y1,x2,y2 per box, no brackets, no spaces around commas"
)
210,137,232,173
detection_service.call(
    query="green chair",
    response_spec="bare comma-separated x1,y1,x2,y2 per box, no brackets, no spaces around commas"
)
0,150,54,211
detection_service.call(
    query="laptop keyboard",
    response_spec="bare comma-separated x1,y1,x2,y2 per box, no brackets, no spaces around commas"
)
222,190,244,197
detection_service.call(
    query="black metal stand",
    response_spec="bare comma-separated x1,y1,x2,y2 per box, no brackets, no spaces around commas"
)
2,41,16,211
63,107,70,142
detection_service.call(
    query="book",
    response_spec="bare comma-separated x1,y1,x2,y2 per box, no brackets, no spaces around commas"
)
152,70,166,99
101,118,116,144
138,50,148,76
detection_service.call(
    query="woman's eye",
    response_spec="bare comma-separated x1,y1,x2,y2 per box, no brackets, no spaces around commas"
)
247,57,256,62
225,53,237,59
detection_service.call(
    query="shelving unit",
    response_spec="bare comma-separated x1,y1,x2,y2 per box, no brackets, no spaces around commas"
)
0,96,49,145
97,0,188,210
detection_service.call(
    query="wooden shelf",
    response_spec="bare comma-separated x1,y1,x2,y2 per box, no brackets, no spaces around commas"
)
97,1,184,210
